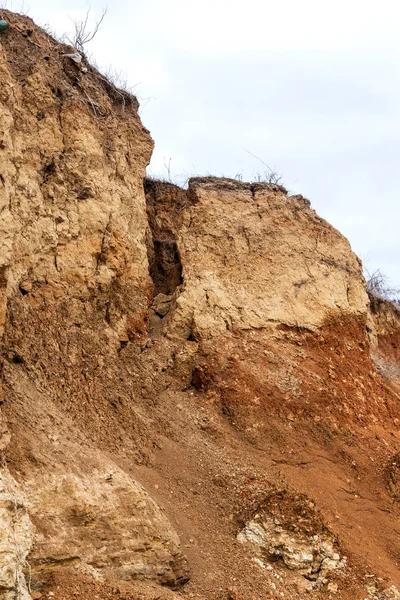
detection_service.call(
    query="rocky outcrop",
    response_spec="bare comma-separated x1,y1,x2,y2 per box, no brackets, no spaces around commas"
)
28,470,188,586
238,517,344,584
144,179,390,431
366,584,400,600
369,295,400,363
0,9,153,407
237,489,344,586
160,178,368,340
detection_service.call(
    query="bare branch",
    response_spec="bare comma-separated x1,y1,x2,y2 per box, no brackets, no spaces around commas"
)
365,269,400,306
82,7,107,45
245,148,273,171
163,157,172,182
67,7,108,54
245,149,283,185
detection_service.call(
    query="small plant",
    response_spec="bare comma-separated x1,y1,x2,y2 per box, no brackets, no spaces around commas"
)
245,149,283,185
100,65,135,95
163,157,173,182
365,269,400,306
252,170,283,185
66,7,107,55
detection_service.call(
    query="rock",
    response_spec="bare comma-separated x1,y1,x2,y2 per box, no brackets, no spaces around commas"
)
382,587,400,600
367,583,400,599
238,517,344,582
0,8,153,356
152,293,173,318
369,296,400,384
0,469,34,600
164,177,368,340
26,469,189,587
385,453,400,500
237,490,345,584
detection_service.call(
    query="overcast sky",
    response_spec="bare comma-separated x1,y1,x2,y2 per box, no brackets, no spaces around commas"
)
11,0,400,288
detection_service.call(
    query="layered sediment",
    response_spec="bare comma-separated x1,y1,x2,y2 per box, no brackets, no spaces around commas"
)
1,10,400,600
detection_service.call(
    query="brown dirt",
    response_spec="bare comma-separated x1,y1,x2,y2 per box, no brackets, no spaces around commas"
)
193,315,400,427
31,570,184,600
8,315,395,599
3,258,400,600
0,9,139,114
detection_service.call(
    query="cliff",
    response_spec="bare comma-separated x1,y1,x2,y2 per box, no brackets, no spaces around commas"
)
162,178,367,339
1,10,400,600
0,10,187,599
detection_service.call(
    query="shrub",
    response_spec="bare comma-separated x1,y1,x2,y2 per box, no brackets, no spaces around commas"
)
365,269,400,308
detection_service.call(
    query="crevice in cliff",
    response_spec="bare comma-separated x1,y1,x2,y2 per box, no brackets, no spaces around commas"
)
95,211,113,274
149,238,182,297
144,178,185,304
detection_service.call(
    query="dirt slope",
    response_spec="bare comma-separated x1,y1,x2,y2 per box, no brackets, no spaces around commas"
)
1,11,400,600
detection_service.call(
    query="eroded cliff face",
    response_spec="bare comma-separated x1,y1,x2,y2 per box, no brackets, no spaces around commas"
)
0,10,157,444
2,10,400,600
144,182,400,600
161,178,368,340
0,11,187,599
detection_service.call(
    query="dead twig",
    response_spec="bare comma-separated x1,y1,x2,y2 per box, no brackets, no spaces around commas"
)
245,148,283,185
66,7,107,55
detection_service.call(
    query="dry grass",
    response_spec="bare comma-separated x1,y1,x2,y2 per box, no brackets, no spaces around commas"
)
365,269,400,311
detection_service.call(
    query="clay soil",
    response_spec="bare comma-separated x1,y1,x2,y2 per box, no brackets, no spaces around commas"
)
3,312,400,600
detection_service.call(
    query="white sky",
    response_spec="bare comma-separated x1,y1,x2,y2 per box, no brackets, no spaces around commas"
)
9,0,400,287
